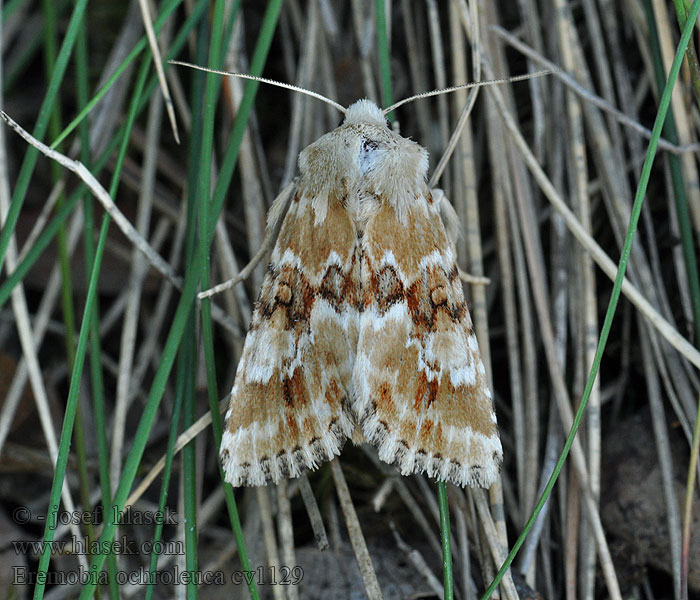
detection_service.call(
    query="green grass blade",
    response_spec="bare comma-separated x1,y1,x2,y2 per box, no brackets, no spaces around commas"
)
669,0,700,111
75,18,118,593
207,0,283,240
33,41,154,599
195,3,282,598
49,0,184,150
41,0,95,567
177,14,213,598
0,0,88,284
0,190,79,308
180,329,198,598
1,0,28,21
481,0,700,596
438,482,454,600
32,213,111,600
77,3,283,595
644,24,700,592
2,0,72,94
374,0,394,121
77,244,203,600
0,0,210,311
144,371,183,600
644,0,700,344
682,392,700,599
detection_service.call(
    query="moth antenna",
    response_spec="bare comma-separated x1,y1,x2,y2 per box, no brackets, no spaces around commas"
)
383,69,555,115
169,60,347,115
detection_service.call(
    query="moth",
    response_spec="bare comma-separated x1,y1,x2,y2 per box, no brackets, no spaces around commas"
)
219,98,502,488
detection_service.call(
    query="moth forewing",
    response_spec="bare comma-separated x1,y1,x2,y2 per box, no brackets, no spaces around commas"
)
220,99,502,487
219,150,360,487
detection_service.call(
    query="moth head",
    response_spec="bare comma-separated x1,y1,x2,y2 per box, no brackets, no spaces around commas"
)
343,100,387,128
